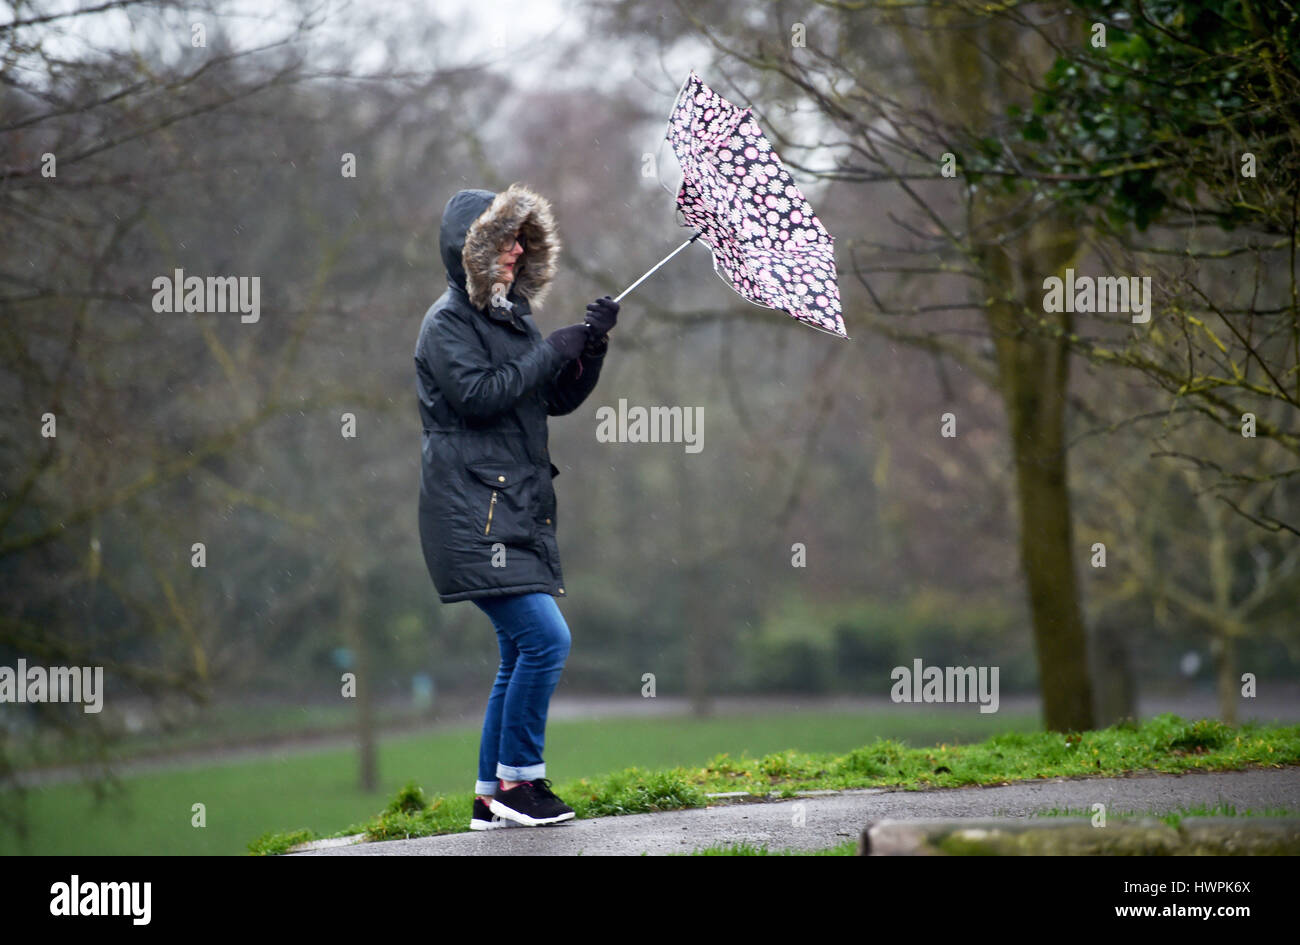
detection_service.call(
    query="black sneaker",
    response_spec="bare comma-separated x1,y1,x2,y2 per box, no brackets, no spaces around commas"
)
470,796,516,831
528,778,576,816
489,779,575,826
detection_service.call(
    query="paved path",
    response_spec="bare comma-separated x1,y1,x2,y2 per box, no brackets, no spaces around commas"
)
292,765,1300,856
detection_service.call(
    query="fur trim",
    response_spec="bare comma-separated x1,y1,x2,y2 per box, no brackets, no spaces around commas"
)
461,182,559,312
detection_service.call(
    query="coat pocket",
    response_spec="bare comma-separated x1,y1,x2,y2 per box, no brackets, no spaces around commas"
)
465,461,539,544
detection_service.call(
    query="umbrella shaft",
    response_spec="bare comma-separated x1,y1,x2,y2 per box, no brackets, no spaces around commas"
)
614,231,701,303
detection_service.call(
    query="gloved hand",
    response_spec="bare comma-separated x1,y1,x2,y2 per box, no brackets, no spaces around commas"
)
584,296,619,340
545,324,589,361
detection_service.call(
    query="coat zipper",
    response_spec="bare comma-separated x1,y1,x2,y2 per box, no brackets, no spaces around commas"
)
485,490,498,535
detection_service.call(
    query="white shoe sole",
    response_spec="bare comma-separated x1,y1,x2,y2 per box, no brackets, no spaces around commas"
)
471,808,522,830
488,798,576,826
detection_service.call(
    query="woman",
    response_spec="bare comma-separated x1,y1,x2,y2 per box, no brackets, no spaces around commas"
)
414,182,618,829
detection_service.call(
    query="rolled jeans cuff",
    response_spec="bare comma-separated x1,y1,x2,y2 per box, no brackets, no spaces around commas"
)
475,780,499,796
497,761,545,782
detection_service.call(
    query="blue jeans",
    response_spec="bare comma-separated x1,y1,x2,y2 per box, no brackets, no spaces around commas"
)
471,592,571,795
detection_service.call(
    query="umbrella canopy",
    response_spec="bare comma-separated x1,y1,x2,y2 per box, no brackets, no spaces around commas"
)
665,70,847,339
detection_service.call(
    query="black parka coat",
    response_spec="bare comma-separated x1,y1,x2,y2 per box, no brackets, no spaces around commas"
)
415,183,606,603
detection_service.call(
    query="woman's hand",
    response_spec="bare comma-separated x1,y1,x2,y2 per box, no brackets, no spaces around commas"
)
584,296,619,340
545,324,589,361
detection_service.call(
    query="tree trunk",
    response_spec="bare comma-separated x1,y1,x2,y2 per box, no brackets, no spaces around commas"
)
1090,619,1137,726
342,552,378,791
1213,634,1238,725
980,224,1096,732
681,457,713,718
1204,499,1239,724
902,11,1096,732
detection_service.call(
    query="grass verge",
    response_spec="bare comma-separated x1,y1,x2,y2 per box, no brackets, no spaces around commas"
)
681,839,858,856
252,712,1300,854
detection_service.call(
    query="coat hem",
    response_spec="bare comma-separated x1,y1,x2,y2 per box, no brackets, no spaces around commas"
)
438,582,558,604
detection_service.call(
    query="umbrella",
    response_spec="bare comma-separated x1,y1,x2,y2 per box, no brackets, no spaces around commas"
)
614,70,848,340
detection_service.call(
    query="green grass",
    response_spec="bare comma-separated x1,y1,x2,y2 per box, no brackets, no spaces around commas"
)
10,701,426,770
680,839,859,856
3,706,1031,856
252,712,1300,855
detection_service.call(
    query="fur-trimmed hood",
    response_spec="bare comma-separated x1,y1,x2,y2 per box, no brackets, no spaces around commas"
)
438,182,559,313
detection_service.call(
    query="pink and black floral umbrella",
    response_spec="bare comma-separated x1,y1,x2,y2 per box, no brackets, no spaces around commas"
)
616,70,848,340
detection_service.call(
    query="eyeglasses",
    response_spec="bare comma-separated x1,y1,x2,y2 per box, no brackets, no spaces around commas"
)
496,231,527,254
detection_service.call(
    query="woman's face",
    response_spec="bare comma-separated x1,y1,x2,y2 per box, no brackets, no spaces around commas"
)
495,232,524,285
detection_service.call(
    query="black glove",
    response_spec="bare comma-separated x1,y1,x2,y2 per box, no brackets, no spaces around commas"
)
584,296,619,340
545,324,588,361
